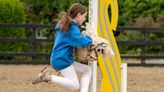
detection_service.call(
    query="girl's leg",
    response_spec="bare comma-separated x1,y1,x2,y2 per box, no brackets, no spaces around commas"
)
50,65,79,90
73,62,92,92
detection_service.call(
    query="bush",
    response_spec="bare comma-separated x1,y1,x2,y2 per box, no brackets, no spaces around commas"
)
0,0,25,23
0,0,26,60
117,0,164,54
22,0,88,24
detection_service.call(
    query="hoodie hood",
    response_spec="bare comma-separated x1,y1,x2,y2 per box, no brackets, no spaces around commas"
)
55,24,61,31
54,21,78,32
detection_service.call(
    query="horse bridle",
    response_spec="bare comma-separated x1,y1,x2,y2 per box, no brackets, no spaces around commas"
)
86,42,107,61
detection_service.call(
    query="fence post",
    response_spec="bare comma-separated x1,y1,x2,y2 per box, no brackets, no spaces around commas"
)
141,30,146,65
31,27,37,60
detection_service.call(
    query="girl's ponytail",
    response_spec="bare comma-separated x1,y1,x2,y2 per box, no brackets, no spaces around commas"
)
59,12,72,32
58,3,87,32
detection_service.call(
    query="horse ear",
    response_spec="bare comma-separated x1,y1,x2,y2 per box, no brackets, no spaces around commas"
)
89,44,97,50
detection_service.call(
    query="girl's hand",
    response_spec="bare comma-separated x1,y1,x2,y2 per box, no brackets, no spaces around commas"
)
90,34,99,42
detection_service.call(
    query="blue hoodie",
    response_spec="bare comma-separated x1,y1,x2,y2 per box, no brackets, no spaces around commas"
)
50,21,92,70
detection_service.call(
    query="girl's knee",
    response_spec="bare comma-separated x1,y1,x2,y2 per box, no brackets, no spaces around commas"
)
70,82,80,90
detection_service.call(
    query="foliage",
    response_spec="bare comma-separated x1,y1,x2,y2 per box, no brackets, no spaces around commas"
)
116,0,164,54
118,0,164,26
0,0,26,59
22,0,88,24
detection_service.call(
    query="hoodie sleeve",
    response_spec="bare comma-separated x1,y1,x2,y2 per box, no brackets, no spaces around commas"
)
69,26,92,48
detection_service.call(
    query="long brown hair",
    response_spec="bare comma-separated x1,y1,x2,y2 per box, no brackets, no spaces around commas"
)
59,3,87,32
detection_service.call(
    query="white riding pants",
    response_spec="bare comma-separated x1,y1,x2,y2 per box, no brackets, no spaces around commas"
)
50,61,92,92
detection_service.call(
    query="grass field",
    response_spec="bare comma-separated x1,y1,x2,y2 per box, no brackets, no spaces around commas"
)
0,65,163,92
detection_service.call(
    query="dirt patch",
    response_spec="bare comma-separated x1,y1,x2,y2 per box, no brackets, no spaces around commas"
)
127,66,164,92
0,65,163,92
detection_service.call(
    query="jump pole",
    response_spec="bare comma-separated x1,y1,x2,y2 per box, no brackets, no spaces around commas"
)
89,0,127,92
89,0,98,92
121,63,127,92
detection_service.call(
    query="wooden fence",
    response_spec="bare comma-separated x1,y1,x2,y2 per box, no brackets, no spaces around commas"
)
0,24,163,65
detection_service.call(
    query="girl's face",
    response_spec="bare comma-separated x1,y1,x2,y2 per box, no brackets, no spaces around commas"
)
75,12,87,26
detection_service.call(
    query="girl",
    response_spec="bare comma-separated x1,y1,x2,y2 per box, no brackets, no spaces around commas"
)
32,3,93,92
